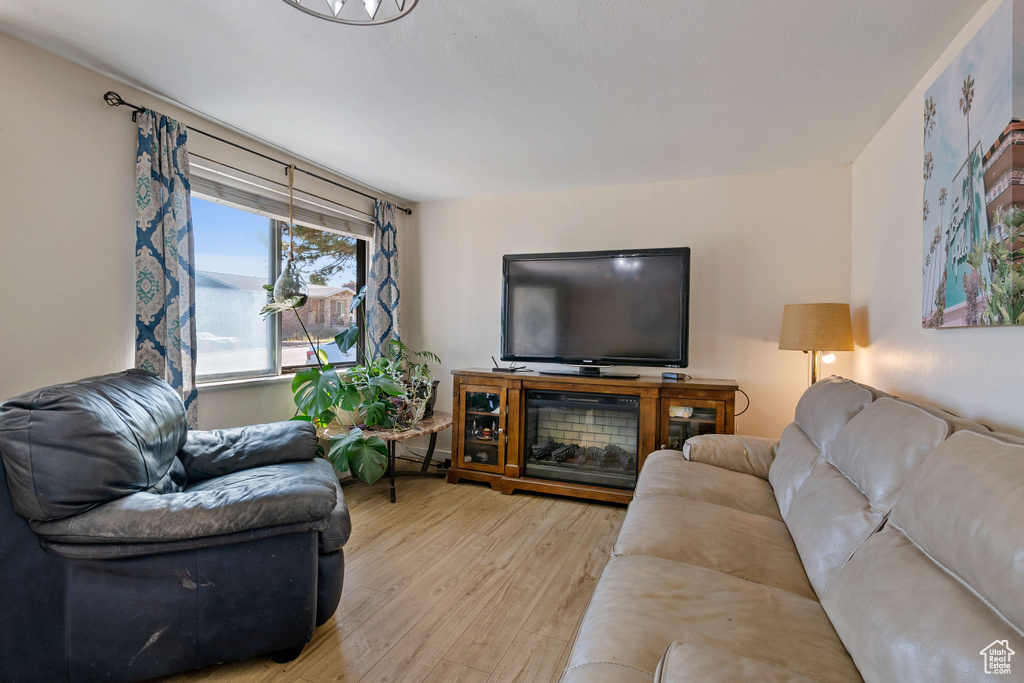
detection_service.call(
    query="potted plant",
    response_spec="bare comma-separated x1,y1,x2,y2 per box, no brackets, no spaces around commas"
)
261,282,390,484
387,339,442,418
334,291,442,427
261,282,442,483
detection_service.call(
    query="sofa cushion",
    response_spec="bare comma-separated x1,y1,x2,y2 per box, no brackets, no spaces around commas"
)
654,642,823,683
783,396,978,599
562,555,861,683
792,376,875,456
0,370,188,522
769,422,823,519
888,430,1024,633
634,451,783,521
612,495,816,599
682,434,777,480
823,524,1024,683
769,377,880,522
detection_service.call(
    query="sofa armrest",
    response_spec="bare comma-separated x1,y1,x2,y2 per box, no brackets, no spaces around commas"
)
682,434,778,480
178,420,318,482
655,642,821,683
29,459,338,550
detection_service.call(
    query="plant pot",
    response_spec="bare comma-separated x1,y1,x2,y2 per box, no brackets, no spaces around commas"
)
421,380,440,417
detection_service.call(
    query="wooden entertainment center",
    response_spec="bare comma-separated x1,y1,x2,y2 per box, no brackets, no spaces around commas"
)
448,368,738,504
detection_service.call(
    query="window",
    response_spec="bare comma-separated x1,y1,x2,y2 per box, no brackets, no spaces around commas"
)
278,223,365,373
192,196,368,382
193,197,276,381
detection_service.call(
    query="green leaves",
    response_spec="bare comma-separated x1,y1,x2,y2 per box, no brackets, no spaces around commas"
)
259,295,303,318
338,384,362,413
292,365,342,419
370,374,406,397
349,285,367,314
326,428,388,484
336,326,360,355
353,435,388,483
364,400,391,426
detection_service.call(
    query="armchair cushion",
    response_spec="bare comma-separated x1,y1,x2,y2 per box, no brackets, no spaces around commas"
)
30,459,340,547
178,420,319,482
0,369,187,522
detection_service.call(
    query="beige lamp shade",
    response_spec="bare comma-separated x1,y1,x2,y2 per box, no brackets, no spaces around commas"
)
779,303,854,352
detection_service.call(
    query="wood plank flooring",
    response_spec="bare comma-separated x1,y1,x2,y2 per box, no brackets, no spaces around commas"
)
158,461,626,683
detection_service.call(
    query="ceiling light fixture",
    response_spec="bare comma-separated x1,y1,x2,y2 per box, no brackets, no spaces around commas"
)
281,0,418,25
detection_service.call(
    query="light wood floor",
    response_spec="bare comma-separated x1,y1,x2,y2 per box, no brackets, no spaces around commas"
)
159,461,626,683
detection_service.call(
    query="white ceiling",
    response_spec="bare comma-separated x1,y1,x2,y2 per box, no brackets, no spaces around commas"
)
0,0,986,203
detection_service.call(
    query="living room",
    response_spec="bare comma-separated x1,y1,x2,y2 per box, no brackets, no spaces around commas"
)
1,1,1021,682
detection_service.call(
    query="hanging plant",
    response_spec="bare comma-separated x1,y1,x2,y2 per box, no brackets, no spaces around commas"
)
256,164,389,483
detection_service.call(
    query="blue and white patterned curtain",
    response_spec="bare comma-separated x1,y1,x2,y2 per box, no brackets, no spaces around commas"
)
367,200,400,359
134,110,198,426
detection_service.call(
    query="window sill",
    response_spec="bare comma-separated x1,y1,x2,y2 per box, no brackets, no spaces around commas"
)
197,373,294,392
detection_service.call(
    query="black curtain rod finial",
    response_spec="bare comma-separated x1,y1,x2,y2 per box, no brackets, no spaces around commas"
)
104,90,146,121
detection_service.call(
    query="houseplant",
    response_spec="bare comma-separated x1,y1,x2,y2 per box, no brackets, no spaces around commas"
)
262,282,441,483
261,281,390,484
334,293,442,428
386,339,442,417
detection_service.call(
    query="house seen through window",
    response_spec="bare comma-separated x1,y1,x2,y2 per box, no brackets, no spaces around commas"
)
192,195,365,382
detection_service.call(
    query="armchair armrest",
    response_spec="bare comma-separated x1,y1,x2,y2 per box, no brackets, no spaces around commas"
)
178,420,318,482
682,434,778,480
30,459,338,551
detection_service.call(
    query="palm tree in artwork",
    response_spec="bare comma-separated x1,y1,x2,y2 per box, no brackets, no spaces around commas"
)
960,75,975,161
924,96,937,144
939,186,948,227
924,152,934,197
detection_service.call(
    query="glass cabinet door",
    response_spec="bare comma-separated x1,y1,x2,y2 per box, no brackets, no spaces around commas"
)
660,398,724,450
459,385,505,474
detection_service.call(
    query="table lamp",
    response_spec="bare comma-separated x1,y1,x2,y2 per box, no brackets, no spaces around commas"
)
779,303,854,385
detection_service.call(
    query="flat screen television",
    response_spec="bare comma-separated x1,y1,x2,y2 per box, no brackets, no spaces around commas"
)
501,247,690,376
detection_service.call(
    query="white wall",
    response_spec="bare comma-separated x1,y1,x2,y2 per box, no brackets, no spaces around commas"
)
851,0,1024,435
0,32,382,429
401,165,853,443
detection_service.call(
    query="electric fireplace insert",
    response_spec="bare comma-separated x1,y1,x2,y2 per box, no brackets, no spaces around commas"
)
523,389,639,490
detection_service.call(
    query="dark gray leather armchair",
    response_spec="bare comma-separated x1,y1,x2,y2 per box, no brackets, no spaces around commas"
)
0,369,350,682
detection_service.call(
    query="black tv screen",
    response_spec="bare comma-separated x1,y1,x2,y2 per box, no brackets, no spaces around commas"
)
501,248,689,369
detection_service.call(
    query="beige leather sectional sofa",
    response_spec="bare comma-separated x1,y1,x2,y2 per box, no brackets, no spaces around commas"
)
560,376,1024,682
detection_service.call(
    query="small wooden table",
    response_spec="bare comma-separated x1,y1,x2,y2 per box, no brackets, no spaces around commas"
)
365,411,453,503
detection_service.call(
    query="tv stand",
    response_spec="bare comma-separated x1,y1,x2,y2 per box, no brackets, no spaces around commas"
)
449,369,738,504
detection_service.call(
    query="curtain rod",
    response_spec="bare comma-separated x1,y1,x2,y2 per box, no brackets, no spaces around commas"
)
103,91,412,215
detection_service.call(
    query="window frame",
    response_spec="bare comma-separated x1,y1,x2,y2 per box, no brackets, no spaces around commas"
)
278,227,367,375
192,196,369,384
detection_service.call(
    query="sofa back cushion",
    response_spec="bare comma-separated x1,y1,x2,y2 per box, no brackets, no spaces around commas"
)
822,430,1024,681
793,376,876,455
784,396,985,599
768,422,822,519
0,370,187,521
769,376,876,518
